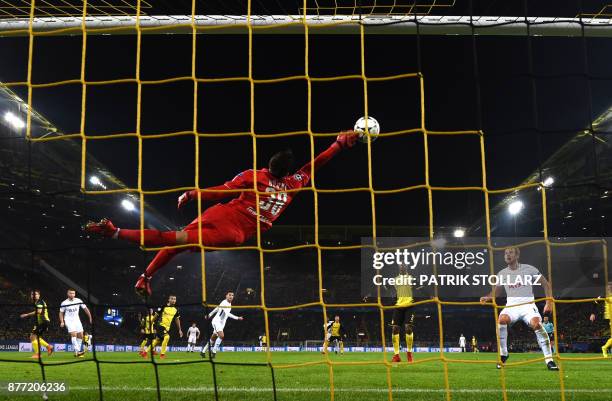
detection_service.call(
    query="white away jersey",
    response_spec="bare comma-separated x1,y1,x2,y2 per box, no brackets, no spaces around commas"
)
60,298,87,322
187,327,200,338
459,336,466,346
209,300,238,326
497,263,541,306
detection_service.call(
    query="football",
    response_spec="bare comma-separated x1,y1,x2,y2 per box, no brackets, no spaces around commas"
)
354,116,380,143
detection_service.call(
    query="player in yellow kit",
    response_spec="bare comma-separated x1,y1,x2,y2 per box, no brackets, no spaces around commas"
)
390,264,415,363
471,336,479,353
19,290,54,358
323,315,346,355
139,308,157,358
145,295,183,359
589,282,612,358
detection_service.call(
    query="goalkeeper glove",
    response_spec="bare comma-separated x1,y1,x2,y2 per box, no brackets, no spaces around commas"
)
336,130,358,149
178,190,196,209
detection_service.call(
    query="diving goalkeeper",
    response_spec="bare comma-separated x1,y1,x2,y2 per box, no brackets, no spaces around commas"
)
85,132,358,296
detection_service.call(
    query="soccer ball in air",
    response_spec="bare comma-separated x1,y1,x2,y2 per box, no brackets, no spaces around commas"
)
354,116,380,143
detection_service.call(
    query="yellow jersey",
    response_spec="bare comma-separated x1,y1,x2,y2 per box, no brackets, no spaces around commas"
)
471,337,477,346
141,314,156,334
394,274,413,306
34,299,50,324
156,305,180,331
331,322,342,337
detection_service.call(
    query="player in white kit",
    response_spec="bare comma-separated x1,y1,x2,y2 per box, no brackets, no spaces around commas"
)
480,247,558,370
59,289,93,357
459,334,466,352
200,291,243,359
186,323,200,352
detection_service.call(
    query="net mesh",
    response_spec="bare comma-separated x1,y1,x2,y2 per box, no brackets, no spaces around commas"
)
1,0,610,401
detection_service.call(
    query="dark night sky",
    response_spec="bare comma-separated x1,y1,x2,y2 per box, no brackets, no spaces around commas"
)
1,9,611,229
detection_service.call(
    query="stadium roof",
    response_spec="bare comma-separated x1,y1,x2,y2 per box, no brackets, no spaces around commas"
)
469,104,612,237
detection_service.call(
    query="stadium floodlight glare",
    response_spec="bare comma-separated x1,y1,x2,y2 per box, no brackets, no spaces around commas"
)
4,111,25,130
121,199,135,212
453,228,466,238
89,175,102,186
543,176,554,187
89,175,107,189
508,200,524,216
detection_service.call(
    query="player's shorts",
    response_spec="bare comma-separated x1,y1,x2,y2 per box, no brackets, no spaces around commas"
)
499,303,541,326
211,319,226,333
391,306,415,328
155,325,170,340
143,333,155,342
328,335,342,342
188,335,197,344
184,204,259,247
65,320,83,334
32,321,49,336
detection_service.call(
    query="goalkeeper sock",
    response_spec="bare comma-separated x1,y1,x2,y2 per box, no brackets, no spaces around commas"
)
535,327,553,363
392,334,400,355
339,341,344,354
405,333,414,353
161,335,170,354
76,338,83,352
118,229,178,246
212,337,222,353
498,324,508,357
144,248,182,278
71,337,79,354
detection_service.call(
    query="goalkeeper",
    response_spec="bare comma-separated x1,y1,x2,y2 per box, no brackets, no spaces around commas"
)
85,132,358,296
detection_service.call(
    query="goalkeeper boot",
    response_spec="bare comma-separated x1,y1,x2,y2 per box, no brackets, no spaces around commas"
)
47,345,54,356
135,274,152,297
546,361,559,371
407,352,413,363
391,354,401,363
84,218,118,238
496,355,509,369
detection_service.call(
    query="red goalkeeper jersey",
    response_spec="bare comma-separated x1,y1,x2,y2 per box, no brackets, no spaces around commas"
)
194,141,342,230
222,167,311,228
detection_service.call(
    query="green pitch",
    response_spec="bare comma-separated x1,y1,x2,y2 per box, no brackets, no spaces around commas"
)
0,352,609,401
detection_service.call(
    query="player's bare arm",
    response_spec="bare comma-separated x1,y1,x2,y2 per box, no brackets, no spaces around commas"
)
480,285,503,303
83,306,93,325
176,318,183,338
20,311,35,319
540,275,553,314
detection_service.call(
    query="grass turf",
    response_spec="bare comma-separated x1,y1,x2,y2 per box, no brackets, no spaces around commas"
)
0,351,610,401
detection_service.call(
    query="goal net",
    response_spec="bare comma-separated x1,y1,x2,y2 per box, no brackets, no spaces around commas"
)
1,0,611,400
